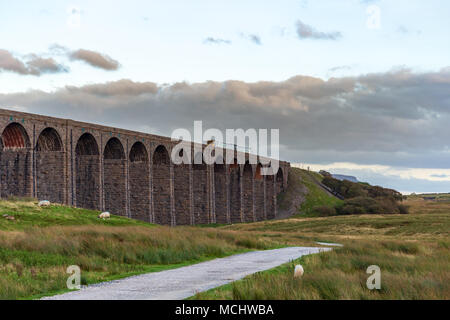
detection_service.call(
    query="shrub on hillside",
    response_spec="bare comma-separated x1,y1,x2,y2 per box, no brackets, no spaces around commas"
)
398,204,410,215
322,176,403,202
322,177,367,198
313,205,337,216
336,196,409,215
366,185,403,202
336,197,378,215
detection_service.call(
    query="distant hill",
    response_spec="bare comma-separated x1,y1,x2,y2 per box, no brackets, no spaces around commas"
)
331,174,359,183
408,192,450,202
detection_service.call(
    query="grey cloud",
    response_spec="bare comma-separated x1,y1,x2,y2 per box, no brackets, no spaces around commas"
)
296,20,342,40
26,55,68,74
0,49,67,76
0,68,449,170
0,49,29,75
50,44,121,71
249,34,262,45
240,33,262,45
69,49,120,70
65,79,158,96
49,43,70,55
430,174,450,178
203,37,231,45
328,65,352,72
0,46,118,75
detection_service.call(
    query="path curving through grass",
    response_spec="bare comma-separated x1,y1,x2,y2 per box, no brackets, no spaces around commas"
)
43,247,331,300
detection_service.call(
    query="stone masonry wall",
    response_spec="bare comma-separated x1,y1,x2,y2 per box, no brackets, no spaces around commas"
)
214,164,228,224
152,147,171,225
36,151,64,203
0,150,32,198
104,159,126,216
254,176,265,221
75,155,101,210
129,161,150,222
228,164,241,223
266,175,275,219
0,108,290,226
193,163,209,224
242,164,254,222
174,163,191,225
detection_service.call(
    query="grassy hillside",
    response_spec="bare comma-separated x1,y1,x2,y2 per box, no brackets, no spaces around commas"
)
0,199,287,300
194,198,450,300
278,167,343,216
0,198,152,231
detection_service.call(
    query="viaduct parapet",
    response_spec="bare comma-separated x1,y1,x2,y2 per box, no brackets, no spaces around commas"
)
0,109,290,225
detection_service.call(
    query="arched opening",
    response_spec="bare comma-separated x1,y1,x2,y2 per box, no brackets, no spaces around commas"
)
214,161,228,224
254,164,265,221
152,145,171,225
228,159,241,223
276,168,284,194
242,162,254,222
75,133,100,210
174,148,191,225
103,138,126,216
193,152,209,224
129,142,150,222
266,172,275,219
36,127,64,203
0,123,31,198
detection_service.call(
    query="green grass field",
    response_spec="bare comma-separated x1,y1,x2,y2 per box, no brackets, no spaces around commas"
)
0,198,152,231
193,196,450,300
0,172,449,300
0,199,287,299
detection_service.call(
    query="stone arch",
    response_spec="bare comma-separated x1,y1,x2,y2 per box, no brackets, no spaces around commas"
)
104,137,125,159
266,170,275,219
229,159,241,223
75,132,99,155
35,127,64,203
152,145,171,225
276,167,284,194
103,137,126,216
75,133,100,210
254,163,265,221
193,152,209,224
129,141,150,221
242,162,254,222
214,161,228,224
174,148,191,225
129,141,148,162
0,123,32,198
1,122,30,149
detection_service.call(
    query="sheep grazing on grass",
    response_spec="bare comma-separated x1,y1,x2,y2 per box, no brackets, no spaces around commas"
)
294,265,304,278
38,200,51,207
98,212,111,219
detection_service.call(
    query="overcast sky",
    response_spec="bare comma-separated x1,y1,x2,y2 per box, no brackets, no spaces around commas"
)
1,0,449,194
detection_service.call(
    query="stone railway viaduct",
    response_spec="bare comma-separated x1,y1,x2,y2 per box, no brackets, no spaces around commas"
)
0,109,290,225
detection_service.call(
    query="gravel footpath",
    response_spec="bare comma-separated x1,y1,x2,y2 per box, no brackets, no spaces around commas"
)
43,246,331,300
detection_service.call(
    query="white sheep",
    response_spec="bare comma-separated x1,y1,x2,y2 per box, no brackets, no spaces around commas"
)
38,200,51,207
98,212,111,219
294,264,304,278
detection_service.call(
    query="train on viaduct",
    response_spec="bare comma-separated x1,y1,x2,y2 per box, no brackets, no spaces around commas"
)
0,109,290,226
